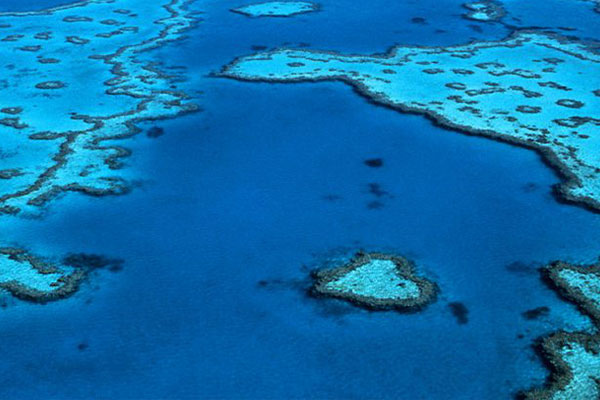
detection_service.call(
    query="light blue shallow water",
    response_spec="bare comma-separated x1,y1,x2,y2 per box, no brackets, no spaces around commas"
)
0,0,77,12
0,0,599,398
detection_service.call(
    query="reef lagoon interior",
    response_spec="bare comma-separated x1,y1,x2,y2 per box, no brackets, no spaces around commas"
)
0,0,599,398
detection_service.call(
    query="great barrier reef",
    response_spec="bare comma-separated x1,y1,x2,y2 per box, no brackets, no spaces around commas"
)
0,0,599,398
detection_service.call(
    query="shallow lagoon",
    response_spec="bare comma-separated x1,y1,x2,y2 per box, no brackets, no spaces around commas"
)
0,0,77,12
1,0,600,398
231,1,318,17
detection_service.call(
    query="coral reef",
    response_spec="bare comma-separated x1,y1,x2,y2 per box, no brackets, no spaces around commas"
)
231,1,319,17
523,262,600,399
0,247,120,304
462,1,505,22
310,251,437,311
0,0,199,216
220,32,600,212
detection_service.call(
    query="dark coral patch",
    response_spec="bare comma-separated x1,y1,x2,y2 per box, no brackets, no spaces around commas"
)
363,158,383,168
35,80,66,89
63,16,93,22
423,68,444,74
452,69,474,75
367,183,391,198
538,81,571,91
446,82,467,90
449,302,469,324
146,126,164,138
66,36,90,45
63,253,124,272
0,117,27,129
34,31,52,40
96,30,124,39
37,57,61,64
556,99,584,109
516,105,541,114
1,34,24,42
553,116,598,128
522,306,550,320
18,45,41,52
0,169,23,179
0,107,22,115
100,19,122,26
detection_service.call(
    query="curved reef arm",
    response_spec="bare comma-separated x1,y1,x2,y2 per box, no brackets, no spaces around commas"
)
219,32,600,213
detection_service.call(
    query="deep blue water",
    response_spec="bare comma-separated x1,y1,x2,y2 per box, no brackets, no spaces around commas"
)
1,0,600,398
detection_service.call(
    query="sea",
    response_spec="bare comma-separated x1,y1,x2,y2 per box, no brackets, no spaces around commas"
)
0,0,599,398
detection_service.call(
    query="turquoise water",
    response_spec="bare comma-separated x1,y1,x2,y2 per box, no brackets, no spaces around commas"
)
1,0,599,398
0,0,75,11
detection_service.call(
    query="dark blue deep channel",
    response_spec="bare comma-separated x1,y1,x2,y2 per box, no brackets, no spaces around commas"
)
1,0,600,398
